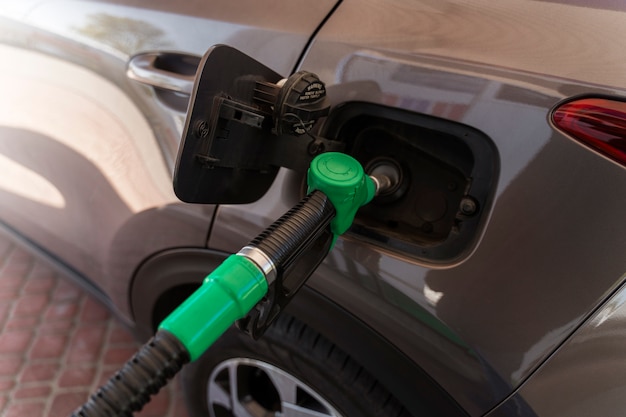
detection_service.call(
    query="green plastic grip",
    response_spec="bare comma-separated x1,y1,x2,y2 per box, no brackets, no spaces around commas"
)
158,255,268,361
307,152,376,241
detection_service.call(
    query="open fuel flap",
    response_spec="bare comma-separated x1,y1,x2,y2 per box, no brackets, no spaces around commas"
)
174,45,343,204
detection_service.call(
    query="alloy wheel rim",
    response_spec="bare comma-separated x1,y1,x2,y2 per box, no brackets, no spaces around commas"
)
207,357,343,417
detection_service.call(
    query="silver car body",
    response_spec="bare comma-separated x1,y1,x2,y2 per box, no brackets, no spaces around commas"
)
0,1,625,416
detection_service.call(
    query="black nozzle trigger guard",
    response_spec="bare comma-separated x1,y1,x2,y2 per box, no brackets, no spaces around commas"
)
236,225,334,339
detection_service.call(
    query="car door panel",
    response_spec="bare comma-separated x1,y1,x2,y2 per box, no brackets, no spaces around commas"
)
0,0,338,319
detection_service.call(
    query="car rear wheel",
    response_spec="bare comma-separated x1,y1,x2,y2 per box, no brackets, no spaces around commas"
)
182,314,409,417
205,357,342,416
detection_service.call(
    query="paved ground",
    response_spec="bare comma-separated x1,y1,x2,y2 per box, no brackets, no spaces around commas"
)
0,230,189,417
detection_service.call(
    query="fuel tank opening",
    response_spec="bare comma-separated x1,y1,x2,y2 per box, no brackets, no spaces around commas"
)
366,157,407,203
322,102,498,264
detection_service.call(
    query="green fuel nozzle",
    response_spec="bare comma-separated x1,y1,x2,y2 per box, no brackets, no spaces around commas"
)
71,153,375,417
308,152,377,241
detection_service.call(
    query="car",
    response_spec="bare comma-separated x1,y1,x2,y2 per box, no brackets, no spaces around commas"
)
1,1,626,416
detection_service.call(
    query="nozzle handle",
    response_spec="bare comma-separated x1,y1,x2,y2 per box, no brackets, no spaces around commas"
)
237,190,336,338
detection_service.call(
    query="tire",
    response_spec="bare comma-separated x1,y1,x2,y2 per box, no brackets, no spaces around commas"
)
182,313,411,417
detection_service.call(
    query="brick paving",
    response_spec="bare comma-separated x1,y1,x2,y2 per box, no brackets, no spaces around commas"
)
0,230,189,417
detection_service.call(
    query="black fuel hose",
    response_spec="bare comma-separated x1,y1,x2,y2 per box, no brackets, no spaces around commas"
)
71,330,189,417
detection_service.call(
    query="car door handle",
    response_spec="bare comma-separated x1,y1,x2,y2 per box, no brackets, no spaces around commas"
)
127,52,200,95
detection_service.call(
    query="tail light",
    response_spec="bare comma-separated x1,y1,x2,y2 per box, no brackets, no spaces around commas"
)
552,97,626,166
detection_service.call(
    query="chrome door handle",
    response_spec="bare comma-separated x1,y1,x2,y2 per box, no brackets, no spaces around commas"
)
127,52,200,95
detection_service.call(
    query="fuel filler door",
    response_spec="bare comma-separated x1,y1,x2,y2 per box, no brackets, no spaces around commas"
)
174,45,340,204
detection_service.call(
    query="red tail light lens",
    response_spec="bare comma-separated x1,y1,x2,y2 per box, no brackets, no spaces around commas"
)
552,97,626,166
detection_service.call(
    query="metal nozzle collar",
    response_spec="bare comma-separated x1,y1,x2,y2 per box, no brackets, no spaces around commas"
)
237,246,277,285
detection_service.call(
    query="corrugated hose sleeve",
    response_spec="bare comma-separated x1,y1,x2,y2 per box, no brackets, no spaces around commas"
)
249,189,335,267
70,330,189,417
